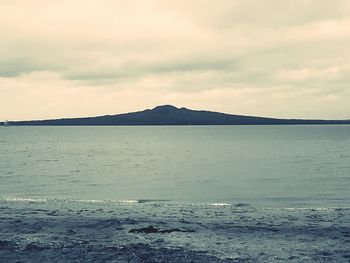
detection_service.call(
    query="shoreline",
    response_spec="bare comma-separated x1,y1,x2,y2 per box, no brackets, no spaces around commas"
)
1,199,349,262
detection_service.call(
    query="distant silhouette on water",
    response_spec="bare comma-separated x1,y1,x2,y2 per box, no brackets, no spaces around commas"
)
8,105,350,126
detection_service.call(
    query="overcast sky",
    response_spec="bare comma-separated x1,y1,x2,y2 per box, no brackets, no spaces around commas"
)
1,0,350,120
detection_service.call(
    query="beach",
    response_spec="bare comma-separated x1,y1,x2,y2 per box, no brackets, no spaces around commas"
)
1,198,349,262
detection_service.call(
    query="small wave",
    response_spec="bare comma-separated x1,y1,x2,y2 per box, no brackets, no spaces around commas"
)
4,197,346,211
137,199,169,204
283,207,340,212
209,203,232,207
234,202,250,207
0,197,248,208
67,199,139,204
71,199,105,204
119,199,139,204
3,198,48,203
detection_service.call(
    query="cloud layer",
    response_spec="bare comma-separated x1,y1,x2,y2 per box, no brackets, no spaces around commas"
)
1,0,350,120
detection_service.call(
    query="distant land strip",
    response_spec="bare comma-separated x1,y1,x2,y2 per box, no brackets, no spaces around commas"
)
3,105,350,126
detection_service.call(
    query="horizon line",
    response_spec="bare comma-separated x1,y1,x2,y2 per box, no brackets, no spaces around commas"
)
3,105,350,123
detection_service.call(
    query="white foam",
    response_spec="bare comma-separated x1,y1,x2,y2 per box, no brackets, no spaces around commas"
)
4,197,47,203
209,203,231,207
73,199,104,203
284,207,335,212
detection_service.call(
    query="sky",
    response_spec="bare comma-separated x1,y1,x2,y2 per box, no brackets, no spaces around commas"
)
1,0,350,121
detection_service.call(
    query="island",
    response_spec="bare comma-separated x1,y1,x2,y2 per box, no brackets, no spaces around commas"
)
4,105,350,125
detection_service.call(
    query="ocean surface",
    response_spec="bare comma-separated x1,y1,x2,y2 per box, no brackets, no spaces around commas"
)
1,126,350,262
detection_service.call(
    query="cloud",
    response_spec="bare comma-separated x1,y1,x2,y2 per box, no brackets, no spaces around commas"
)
0,0,350,120
276,66,347,82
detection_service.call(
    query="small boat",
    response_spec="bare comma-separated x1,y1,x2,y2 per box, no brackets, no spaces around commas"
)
3,120,9,127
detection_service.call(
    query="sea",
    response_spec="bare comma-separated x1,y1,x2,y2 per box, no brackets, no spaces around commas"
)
0,126,349,262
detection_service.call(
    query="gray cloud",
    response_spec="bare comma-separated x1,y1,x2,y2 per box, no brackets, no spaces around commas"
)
1,0,350,120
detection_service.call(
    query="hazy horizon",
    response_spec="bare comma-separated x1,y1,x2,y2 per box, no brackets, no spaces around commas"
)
4,104,350,122
1,1,350,121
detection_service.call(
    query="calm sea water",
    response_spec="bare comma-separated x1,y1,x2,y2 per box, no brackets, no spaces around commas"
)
1,126,349,207
1,126,350,261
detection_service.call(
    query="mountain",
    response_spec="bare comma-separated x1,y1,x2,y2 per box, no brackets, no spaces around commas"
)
6,105,350,125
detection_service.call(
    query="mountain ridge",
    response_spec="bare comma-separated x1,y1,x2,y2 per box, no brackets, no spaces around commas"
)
4,105,350,125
